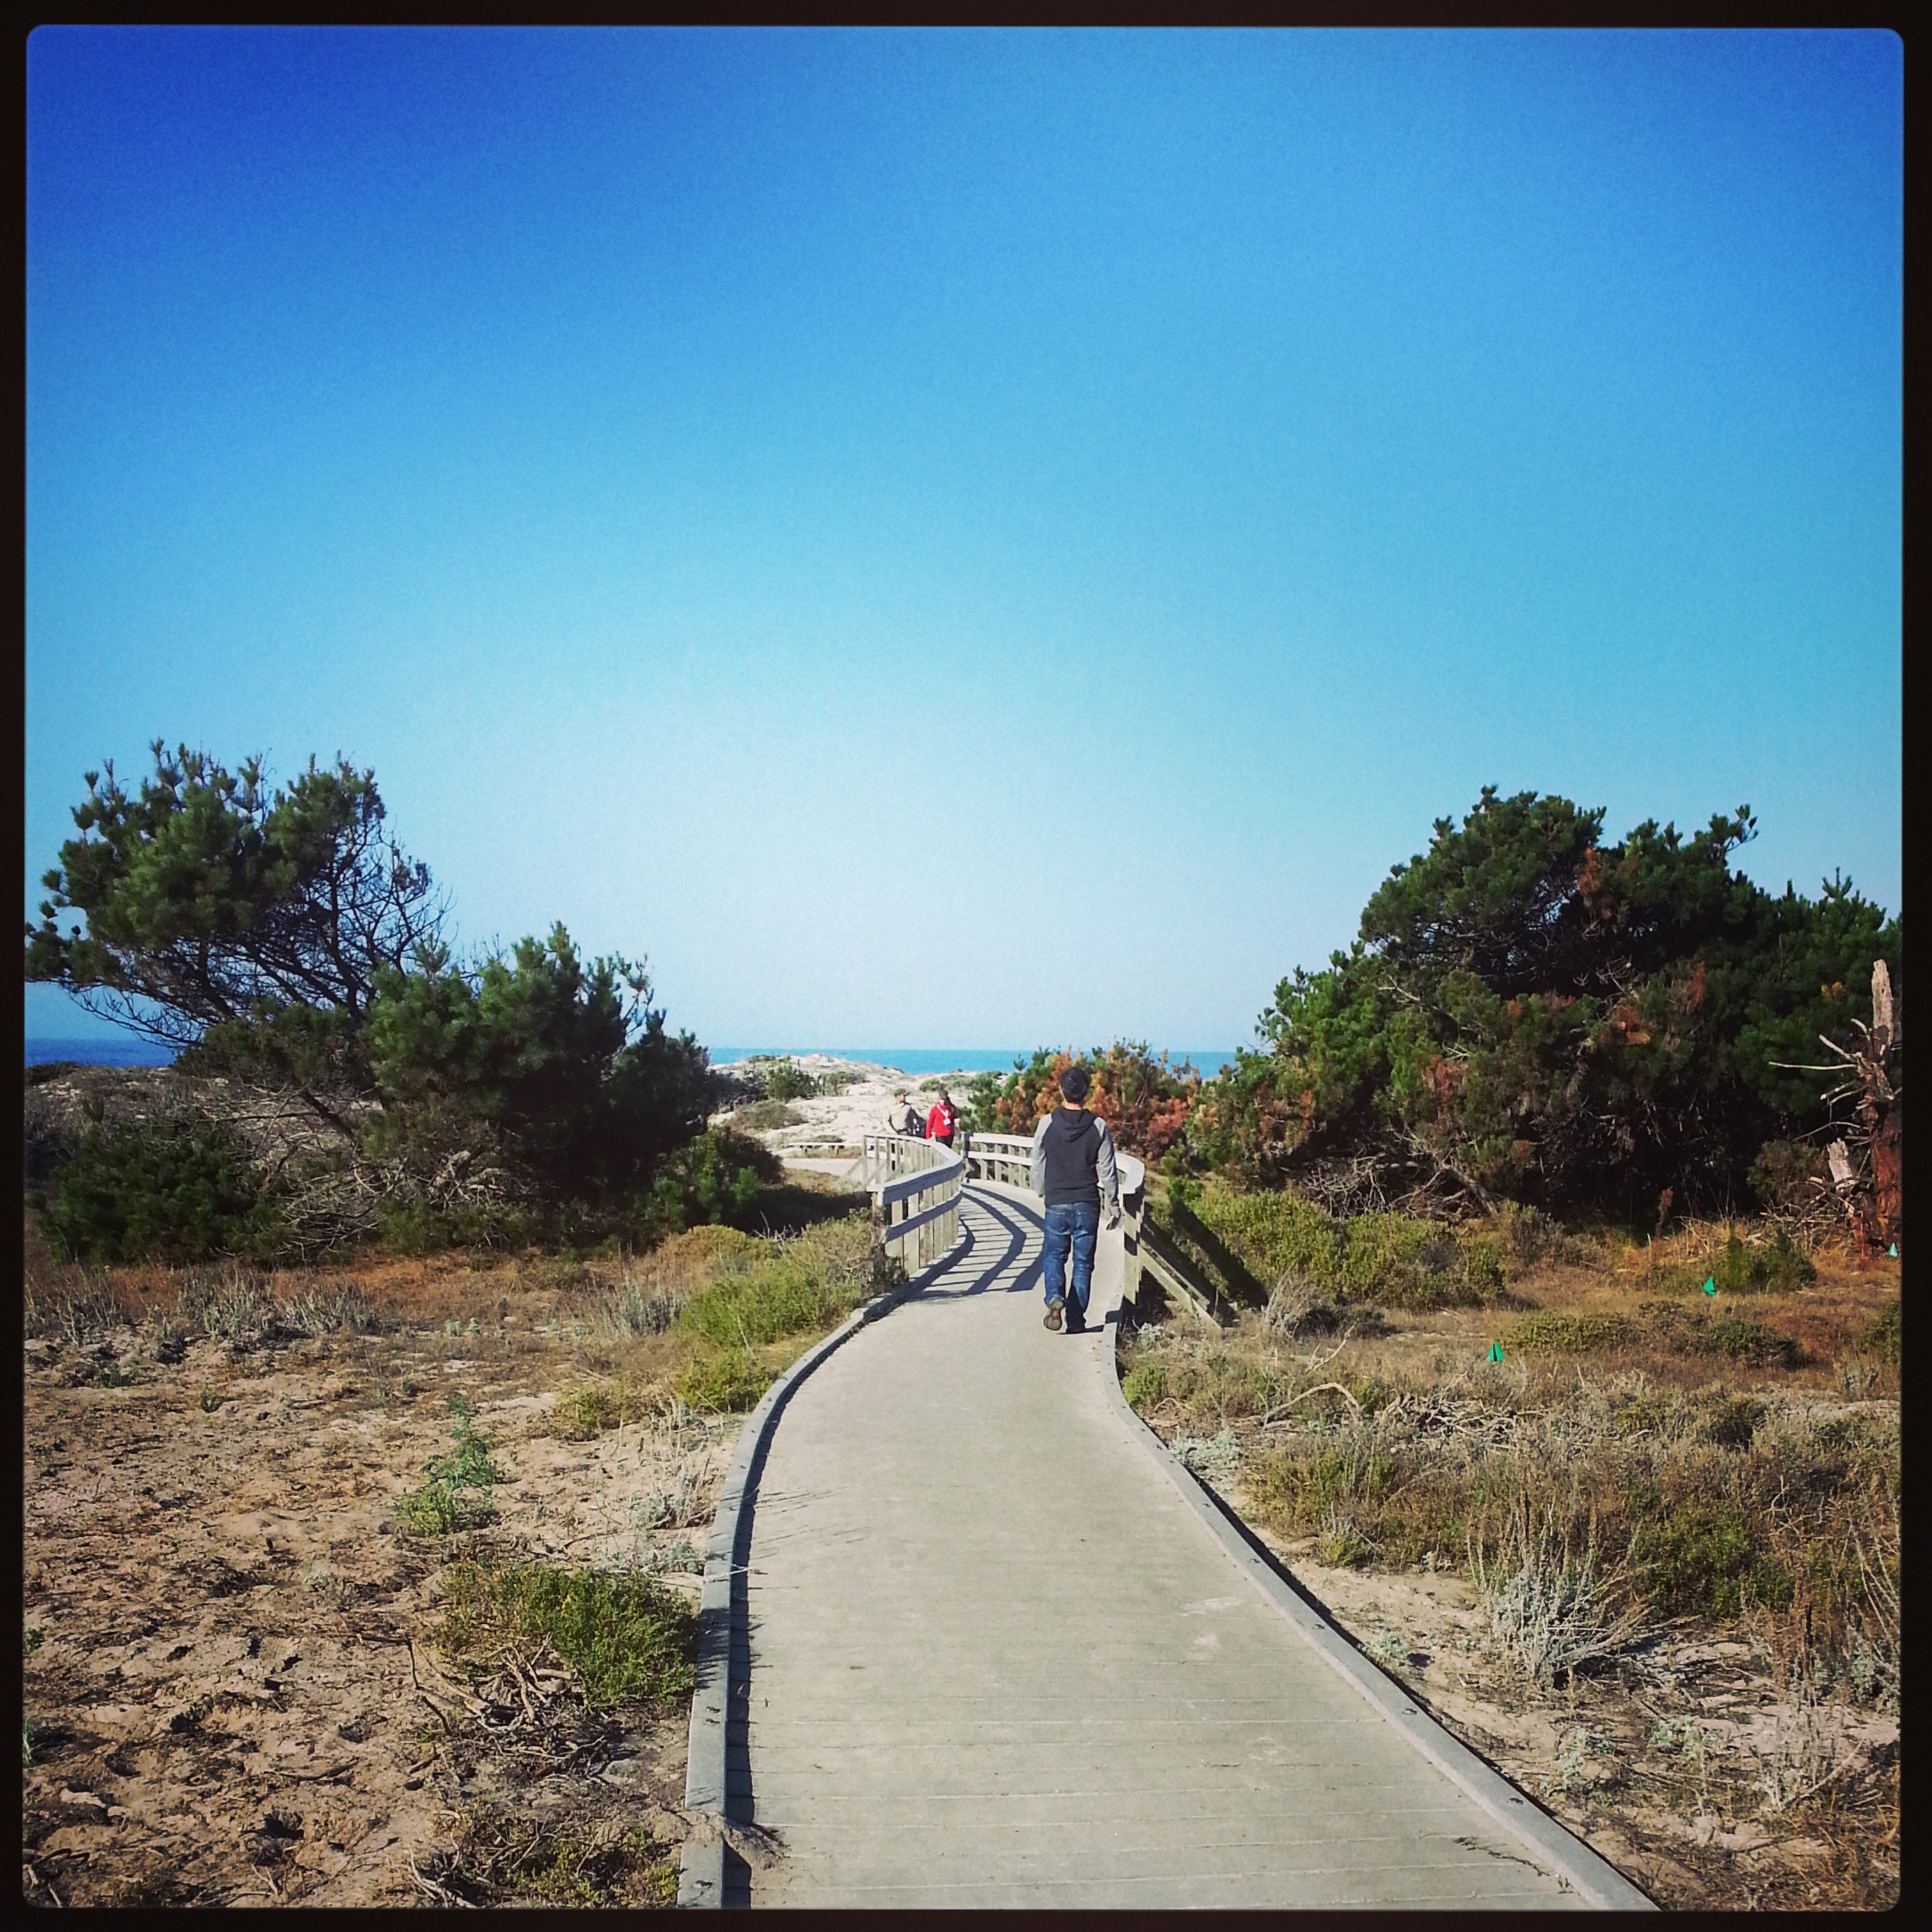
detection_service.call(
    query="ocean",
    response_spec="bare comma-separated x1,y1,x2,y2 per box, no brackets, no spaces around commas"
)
24,1037,1239,1077
709,1048,1238,1076
24,1035,177,1070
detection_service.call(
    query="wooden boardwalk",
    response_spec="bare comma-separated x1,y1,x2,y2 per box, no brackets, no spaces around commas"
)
713,1183,1643,1910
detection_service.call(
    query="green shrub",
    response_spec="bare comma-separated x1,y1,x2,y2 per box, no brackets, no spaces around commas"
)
645,1127,783,1236
1193,1184,1500,1310
1198,1186,1339,1286
1501,1311,1637,1355
1461,1237,1507,1295
1711,1227,1815,1294
1706,1315,1806,1368
672,1350,772,1413
1121,1360,1168,1411
1630,1495,1784,1619
732,1099,804,1132
439,1559,695,1706
1701,1396,1763,1448
555,1384,627,1438
761,1059,819,1101
379,1197,537,1256
35,1111,283,1264
680,1259,842,1349
1862,1300,1901,1368
396,1398,503,1534
1639,1299,1805,1367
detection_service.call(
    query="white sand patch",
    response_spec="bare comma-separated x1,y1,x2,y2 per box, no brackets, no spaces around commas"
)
711,1055,1010,1156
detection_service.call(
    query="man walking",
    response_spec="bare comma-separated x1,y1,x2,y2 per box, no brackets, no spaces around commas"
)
1029,1066,1121,1334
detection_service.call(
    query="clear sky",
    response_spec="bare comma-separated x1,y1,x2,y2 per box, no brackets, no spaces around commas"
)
25,27,1902,1053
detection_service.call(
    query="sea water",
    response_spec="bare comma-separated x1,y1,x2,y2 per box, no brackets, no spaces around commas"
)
710,1047,1237,1076
26,1037,1239,1077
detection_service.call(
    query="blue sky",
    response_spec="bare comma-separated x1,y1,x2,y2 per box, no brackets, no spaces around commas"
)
26,28,1902,1052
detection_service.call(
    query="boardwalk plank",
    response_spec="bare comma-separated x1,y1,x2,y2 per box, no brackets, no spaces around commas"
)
738,1189,1601,1908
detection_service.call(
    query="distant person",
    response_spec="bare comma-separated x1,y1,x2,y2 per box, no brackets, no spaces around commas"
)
926,1085,960,1149
888,1089,923,1136
1029,1066,1121,1335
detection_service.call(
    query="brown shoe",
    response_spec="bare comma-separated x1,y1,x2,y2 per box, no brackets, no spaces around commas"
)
1043,1297,1065,1331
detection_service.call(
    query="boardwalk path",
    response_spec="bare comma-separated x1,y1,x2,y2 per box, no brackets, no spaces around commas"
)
702,1183,1641,1908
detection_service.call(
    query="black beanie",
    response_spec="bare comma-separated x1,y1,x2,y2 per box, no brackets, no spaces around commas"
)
1059,1065,1091,1104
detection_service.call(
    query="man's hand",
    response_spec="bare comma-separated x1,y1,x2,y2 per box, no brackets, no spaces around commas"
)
1105,1206,1121,1231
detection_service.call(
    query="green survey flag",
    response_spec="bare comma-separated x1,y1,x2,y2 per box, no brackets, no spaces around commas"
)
1701,1276,1717,1295
1487,1342,1504,1362
1888,1244,1899,1258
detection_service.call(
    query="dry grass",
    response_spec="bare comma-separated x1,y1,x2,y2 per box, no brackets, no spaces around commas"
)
1119,1203,1900,1908
20,1173,888,1910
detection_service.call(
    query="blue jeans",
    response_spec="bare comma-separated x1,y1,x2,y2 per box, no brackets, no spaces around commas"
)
1041,1200,1101,1322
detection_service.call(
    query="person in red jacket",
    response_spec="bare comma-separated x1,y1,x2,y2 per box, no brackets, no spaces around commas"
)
925,1086,959,1149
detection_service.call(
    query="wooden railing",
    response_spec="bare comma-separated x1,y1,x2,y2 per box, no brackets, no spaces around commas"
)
854,1124,1221,1322
859,1133,966,1274
962,1129,1218,1326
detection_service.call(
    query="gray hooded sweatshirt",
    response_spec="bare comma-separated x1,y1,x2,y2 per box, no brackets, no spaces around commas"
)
1029,1108,1120,1212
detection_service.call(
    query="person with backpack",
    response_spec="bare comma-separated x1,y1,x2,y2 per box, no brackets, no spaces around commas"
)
1028,1065,1121,1334
888,1089,923,1136
925,1085,960,1149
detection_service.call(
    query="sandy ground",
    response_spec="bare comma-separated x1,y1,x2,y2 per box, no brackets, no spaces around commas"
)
20,1304,735,1908
715,1055,1000,1154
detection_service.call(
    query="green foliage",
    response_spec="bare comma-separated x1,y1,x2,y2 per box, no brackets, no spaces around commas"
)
964,1070,1004,1134
396,1398,503,1535
760,1058,819,1101
1192,788,1900,1218
1862,1300,1900,1367
365,925,712,1208
644,1127,783,1238
27,745,726,1247
555,1384,628,1438
1121,1359,1168,1411
677,1238,875,1350
732,1098,805,1131
672,1350,773,1413
1190,1183,1503,1310
34,1111,284,1264
1502,1312,1639,1355
1642,1301,1807,1368
439,1559,695,1707
1629,1496,1787,1620
377,1197,537,1256
1746,1137,1831,1216
1709,1228,1815,1294
25,742,439,1067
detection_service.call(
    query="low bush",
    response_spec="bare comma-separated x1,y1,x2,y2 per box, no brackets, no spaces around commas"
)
645,1127,783,1236
396,1398,503,1535
673,1215,878,1351
1710,1227,1816,1294
34,1111,284,1264
1501,1311,1637,1355
760,1059,820,1101
1192,1184,1505,1310
671,1350,772,1414
438,1558,695,1707
1643,1301,1807,1368
1121,1360,1168,1411
731,1099,805,1132
1861,1300,1900,1368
